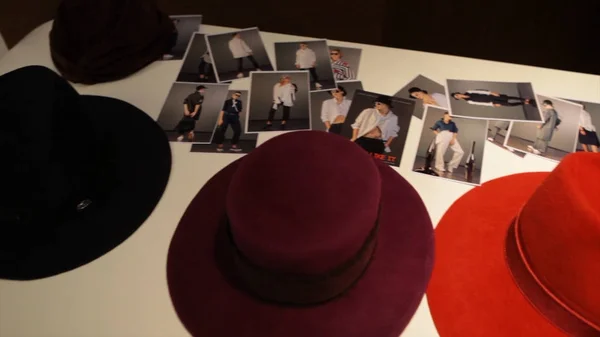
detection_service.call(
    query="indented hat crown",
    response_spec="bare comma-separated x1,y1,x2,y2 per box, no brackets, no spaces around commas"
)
49,0,174,84
517,152,600,328
226,131,381,275
0,66,97,239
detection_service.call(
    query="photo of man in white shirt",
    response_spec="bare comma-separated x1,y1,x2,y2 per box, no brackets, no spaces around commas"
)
228,32,261,79
205,28,274,82
351,95,400,155
296,43,322,90
320,85,352,134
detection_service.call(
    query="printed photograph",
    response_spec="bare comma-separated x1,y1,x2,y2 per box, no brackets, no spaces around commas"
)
328,46,361,82
205,28,274,82
246,71,311,133
274,40,336,91
486,121,526,158
190,90,258,154
564,99,600,153
446,79,543,122
413,106,488,185
395,74,448,119
310,81,363,133
177,33,216,83
337,90,415,167
162,15,203,61
156,82,230,143
505,96,582,162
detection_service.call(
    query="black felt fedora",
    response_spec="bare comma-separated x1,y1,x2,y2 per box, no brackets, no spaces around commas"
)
0,66,172,281
49,0,175,84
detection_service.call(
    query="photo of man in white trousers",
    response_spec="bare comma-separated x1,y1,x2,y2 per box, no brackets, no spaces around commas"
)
431,112,464,173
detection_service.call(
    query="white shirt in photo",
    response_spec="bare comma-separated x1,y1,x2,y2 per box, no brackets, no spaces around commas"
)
580,109,597,132
273,83,296,107
228,38,252,59
351,108,400,140
296,48,317,68
321,98,352,123
431,92,449,109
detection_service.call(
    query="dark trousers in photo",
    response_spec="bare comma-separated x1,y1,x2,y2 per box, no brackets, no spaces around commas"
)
268,104,291,122
237,55,260,72
494,95,528,107
175,116,196,135
301,67,319,83
198,60,212,77
214,113,241,145
329,123,343,134
355,137,385,154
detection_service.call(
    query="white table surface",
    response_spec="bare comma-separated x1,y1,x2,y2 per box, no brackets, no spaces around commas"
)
0,21,599,337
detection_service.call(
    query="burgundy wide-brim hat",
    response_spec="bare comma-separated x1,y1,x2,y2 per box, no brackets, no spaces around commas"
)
167,131,435,337
427,153,600,336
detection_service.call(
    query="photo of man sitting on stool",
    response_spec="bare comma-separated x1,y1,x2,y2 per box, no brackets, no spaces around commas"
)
431,112,464,174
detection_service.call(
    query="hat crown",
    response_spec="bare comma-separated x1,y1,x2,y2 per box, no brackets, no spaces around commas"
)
49,0,174,83
0,66,97,239
226,131,382,275
517,153,600,326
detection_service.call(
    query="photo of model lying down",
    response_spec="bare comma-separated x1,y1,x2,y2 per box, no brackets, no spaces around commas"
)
446,79,543,122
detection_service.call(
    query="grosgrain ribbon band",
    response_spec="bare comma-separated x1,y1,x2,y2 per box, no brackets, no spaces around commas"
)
221,216,380,307
505,217,600,336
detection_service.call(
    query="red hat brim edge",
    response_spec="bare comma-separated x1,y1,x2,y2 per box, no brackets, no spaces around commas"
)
166,157,435,337
426,171,569,337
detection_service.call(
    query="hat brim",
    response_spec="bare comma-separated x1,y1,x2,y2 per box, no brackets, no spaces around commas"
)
426,172,567,336
166,158,434,337
1,95,171,280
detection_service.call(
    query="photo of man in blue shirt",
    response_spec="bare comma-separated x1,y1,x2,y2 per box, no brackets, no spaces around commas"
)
431,112,464,174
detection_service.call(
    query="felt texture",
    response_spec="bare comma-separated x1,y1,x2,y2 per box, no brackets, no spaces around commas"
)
49,0,175,84
427,152,600,336
166,130,435,337
0,66,172,280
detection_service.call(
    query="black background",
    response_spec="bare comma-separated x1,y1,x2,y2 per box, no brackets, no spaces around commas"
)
3,1,600,75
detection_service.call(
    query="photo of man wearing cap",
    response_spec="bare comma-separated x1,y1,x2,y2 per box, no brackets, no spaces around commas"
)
173,85,206,142
157,82,231,143
340,90,415,167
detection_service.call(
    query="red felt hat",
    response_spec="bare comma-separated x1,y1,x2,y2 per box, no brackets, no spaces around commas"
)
166,130,435,337
427,152,600,337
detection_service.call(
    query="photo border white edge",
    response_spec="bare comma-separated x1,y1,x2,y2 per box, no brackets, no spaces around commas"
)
244,70,312,135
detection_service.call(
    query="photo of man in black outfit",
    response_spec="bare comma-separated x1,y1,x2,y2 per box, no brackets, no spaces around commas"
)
446,79,543,122
175,85,206,141
214,91,243,152
450,90,535,108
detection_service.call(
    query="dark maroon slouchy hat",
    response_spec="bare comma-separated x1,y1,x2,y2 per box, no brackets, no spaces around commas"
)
49,0,175,85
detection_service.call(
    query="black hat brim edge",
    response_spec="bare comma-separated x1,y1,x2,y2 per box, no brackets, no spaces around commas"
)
1,95,172,281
